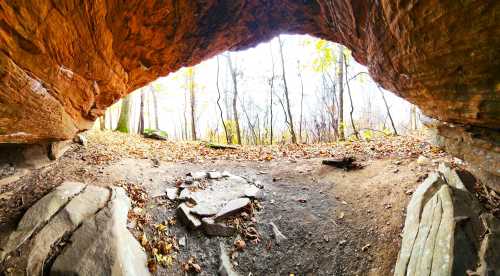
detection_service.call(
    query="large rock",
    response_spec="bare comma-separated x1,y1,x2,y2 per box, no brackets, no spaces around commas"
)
394,164,489,276
26,185,110,275
0,1,498,145
0,181,85,261
1,183,151,276
51,187,150,276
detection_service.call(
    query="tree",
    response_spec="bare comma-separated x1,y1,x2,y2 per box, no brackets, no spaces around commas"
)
268,42,276,145
343,52,360,140
226,53,242,145
187,68,197,140
116,94,132,133
377,85,398,135
138,89,146,134
149,84,159,130
410,104,418,131
337,45,345,141
99,115,105,130
277,36,297,144
297,60,305,143
215,56,230,144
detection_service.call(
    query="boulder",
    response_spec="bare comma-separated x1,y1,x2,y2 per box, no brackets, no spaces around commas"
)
51,187,150,276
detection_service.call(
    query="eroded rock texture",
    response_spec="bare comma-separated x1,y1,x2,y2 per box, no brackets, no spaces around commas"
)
395,163,498,276
0,0,499,143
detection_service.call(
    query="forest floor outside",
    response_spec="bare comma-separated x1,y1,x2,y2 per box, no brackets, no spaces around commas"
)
0,131,470,275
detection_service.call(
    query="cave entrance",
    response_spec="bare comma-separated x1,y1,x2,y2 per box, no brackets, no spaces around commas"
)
0,34,449,275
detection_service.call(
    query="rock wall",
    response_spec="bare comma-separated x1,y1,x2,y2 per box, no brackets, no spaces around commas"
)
422,116,500,193
0,0,499,143
395,163,499,276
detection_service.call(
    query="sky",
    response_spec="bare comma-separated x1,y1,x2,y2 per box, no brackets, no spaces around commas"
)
112,34,417,140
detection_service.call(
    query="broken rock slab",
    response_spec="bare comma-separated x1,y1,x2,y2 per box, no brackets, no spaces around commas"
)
177,203,202,229
189,171,207,180
191,202,219,217
0,181,86,261
202,218,236,237
26,185,110,276
166,188,178,201
214,198,250,221
51,187,150,276
208,171,223,179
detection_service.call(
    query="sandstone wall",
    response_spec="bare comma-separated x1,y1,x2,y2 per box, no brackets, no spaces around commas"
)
0,0,498,143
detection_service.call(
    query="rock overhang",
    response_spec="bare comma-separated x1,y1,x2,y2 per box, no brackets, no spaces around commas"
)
0,0,498,140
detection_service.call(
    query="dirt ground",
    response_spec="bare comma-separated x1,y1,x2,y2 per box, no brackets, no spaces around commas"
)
0,131,459,275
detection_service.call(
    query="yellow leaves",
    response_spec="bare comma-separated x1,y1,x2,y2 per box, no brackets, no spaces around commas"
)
155,223,168,232
140,233,148,247
311,39,336,73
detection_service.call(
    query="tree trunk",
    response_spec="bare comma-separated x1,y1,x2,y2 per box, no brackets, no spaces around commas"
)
297,60,304,143
277,36,297,144
216,56,230,144
99,115,105,130
410,105,417,130
138,89,145,134
116,94,131,133
337,45,345,141
226,53,242,145
344,53,359,140
268,43,275,145
189,68,197,140
150,85,159,130
377,85,398,135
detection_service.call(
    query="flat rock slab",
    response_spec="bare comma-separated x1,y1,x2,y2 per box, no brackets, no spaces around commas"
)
51,187,149,276
0,181,85,261
1,182,150,276
26,185,110,275
202,218,236,237
166,188,178,200
177,203,202,229
214,198,250,221
179,178,259,212
191,202,219,217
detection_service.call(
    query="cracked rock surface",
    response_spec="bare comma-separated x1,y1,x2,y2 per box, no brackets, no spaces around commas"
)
0,182,149,276
394,163,496,276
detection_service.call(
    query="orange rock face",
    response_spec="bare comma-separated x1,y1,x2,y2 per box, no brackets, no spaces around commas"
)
0,0,499,143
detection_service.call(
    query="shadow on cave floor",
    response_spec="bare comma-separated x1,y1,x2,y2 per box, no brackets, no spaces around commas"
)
0,131,459,275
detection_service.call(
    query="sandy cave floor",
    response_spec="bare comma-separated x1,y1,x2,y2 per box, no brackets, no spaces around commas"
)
0,131,476,275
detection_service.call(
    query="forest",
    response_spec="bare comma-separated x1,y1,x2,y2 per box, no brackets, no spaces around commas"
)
100,35,421,144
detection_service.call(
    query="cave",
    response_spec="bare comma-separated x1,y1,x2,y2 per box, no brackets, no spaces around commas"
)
0,0,499,275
